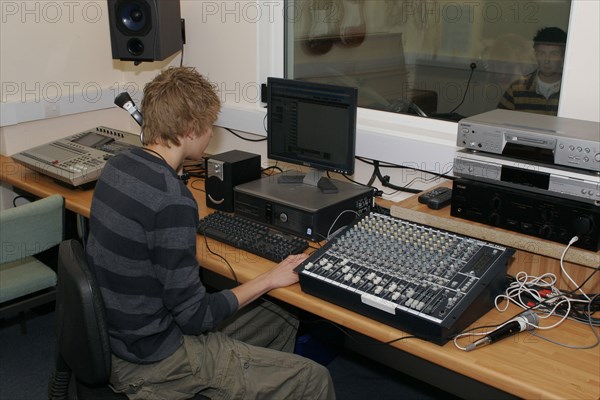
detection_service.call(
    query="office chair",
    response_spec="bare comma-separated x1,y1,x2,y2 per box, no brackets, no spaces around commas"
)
49,239,208,400
0,194,64,331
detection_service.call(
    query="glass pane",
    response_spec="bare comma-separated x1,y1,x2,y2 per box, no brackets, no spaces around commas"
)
285,0,571,121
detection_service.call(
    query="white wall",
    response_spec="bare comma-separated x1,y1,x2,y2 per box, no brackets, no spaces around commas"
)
0,0,182,152
559,0,600,122
1,0,599,207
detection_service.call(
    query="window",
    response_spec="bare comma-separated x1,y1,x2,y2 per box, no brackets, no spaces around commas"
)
285,0,572,122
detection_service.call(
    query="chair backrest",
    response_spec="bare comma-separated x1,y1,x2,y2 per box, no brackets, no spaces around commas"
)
0,194,64,264
56,239,112,385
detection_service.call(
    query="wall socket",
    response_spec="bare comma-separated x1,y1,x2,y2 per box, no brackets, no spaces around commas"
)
44,102,61,118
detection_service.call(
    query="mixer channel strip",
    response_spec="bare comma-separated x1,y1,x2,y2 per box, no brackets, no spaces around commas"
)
198,211,309,262
296,211,515,344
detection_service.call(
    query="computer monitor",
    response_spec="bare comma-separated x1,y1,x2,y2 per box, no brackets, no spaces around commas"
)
267,77,358,193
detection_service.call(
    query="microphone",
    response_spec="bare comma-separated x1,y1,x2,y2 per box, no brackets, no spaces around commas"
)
114,92,143,126
431,62,476,121
465,310,538,351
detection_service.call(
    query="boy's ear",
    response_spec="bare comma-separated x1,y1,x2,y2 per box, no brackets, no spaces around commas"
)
183,129,196,141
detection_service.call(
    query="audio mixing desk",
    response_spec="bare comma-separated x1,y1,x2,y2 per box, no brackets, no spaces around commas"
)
296,211,515,344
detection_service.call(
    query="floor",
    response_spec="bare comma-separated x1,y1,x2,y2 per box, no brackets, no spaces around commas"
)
0,309,460,400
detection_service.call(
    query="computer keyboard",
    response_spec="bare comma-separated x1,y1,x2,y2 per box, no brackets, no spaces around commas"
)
198,211,309,262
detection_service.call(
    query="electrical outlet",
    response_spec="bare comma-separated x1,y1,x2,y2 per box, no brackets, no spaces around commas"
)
44,102,60,118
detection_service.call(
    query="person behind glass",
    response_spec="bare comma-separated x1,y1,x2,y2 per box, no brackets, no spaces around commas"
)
497,27,567,115
85,67,336,400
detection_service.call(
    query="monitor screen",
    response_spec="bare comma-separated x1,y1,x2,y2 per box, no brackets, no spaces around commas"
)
267,77,358,176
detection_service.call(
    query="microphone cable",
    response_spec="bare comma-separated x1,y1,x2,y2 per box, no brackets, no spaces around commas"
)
455,263,599,351
448,62,477,115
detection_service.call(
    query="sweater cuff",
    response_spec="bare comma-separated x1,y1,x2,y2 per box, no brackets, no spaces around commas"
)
221,289,239,315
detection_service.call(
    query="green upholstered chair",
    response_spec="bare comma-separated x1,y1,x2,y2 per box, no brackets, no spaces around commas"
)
0,194,64,329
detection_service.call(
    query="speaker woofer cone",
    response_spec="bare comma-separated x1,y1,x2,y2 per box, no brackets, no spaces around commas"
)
127,38,145,56
116,0,151,35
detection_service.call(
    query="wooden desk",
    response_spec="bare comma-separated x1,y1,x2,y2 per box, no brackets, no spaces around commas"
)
1,155,93,218
2,154,599,400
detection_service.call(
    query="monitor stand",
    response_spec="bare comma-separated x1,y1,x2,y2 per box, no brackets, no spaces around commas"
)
277,169,339,194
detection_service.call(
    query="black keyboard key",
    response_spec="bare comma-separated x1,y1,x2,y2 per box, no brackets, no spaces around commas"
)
198,212,309,262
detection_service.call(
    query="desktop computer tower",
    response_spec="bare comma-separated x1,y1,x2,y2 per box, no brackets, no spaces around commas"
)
205,150,261,212
234,176,374,241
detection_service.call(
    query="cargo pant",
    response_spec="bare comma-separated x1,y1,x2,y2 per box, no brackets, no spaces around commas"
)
109,301,336,400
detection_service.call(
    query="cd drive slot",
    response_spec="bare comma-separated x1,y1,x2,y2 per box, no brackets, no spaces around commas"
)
505,134,555,148
500,165,550,189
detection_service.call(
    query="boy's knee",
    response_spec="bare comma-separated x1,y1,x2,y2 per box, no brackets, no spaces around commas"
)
305,361,336,399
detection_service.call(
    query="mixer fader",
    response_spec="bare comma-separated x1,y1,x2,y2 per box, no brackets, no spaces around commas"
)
296,211,515,344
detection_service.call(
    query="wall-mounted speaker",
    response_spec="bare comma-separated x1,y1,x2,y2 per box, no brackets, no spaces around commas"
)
107,0,183,62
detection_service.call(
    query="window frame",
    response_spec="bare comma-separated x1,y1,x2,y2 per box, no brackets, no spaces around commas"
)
216,0,598,172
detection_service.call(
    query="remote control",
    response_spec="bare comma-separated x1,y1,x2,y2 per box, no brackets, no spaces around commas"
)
418,187,451,205
426,187,452,210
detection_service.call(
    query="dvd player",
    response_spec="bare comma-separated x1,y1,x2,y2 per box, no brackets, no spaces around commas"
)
457,110,600,172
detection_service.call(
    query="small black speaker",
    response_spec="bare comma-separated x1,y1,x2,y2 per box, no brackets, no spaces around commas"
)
107,0,183,62
205,151,261,212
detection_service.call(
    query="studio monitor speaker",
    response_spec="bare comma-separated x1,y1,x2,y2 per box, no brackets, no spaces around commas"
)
107,0,183,62
205,151,261,212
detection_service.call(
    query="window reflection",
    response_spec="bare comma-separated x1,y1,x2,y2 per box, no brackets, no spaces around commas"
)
285,0,571,121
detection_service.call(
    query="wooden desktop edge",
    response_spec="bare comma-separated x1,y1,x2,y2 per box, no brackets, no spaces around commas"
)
1,155,598,400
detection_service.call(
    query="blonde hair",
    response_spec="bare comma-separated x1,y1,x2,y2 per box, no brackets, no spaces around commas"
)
141,67,220,146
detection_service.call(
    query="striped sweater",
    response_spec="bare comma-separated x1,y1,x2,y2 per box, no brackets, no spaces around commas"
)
86,148,238,363
497,70,561,115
